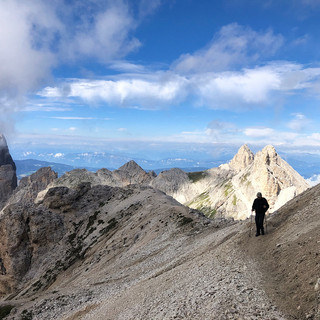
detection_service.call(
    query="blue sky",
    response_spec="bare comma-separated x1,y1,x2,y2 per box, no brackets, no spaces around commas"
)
2,0,320,162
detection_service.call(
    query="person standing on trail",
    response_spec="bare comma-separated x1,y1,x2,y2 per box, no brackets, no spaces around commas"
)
251,192,269,237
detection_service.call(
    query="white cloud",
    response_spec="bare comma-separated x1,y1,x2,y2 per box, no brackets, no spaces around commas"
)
244,127,276,137
38,61,320,111
40,73,189,109
65,1,140,63
23,105,73,112
193,67,281,108
287,113,311,131
306,174,320,186
69,127,77,131
49,117,105,120
173,23,284,74
0,1,142,107
0,1,58,98
54,153,64,158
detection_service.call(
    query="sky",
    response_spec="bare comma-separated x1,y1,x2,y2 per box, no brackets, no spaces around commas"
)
2,0,320,163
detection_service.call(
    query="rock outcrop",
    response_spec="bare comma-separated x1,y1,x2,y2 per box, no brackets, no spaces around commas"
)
229,144,254,172
7,167,58,206
0,135,17,209
0,181,211,299
35,161,156,203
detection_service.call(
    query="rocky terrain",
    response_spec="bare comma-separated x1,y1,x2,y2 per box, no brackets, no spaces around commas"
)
0,167,319,319
0,137,318,319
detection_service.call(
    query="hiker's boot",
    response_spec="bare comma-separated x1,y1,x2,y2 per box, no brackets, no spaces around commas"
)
255,233,260,237
261,228,264,235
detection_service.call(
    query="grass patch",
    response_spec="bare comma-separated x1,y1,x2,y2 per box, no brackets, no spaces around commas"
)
232,195,237,206
188,171,207,183
207,208,217,219
0,305,14,319
224,181,233,197
240,173,249,183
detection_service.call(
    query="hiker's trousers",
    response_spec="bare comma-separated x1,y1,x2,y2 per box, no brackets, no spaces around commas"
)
255,212,265,234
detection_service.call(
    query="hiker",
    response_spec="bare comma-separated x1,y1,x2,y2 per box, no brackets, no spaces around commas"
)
251,192,269,237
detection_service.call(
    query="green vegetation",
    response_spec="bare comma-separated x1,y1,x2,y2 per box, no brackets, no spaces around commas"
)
0,305,14,319
207,208,217,219
187,191,215,219
224,181,233,197
232,195,237,206
240,173,249,183
188,171,207,183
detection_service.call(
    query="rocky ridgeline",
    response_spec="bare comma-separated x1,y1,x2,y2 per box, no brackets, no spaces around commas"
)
35,145,309,221
0,135,17,209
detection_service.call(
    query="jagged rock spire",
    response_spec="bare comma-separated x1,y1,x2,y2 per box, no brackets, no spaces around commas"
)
0,134,17,209
229,144,254,172
0,134,16,170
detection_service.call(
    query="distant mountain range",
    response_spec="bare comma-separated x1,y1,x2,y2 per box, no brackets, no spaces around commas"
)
12,149,320,181
14,158,213,180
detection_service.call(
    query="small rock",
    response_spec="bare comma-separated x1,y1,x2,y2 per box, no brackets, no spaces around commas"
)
315,278,320,291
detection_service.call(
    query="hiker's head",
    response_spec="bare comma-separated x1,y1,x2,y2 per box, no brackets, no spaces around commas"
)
257,192,262,198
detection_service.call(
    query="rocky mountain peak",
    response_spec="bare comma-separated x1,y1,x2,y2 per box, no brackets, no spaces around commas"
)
114,160,155,185
229,144,254,172
0,134,16,169
257,145,278,165
118,160,145,173
0,134,17,209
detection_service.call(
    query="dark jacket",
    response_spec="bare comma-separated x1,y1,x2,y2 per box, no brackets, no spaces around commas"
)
252,197,269,214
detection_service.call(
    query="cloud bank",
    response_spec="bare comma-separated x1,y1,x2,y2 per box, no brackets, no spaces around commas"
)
38,62,320,110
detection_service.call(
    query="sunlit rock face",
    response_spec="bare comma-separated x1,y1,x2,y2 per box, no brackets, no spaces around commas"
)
0,134,17,209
